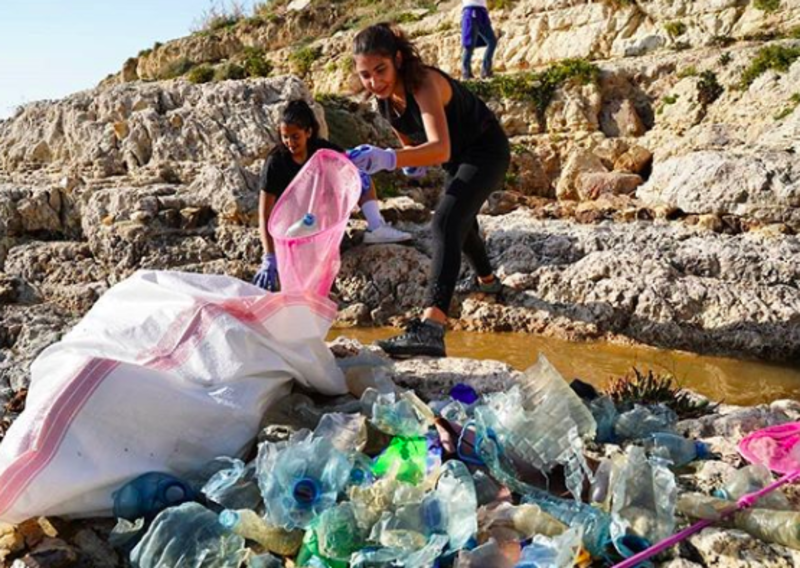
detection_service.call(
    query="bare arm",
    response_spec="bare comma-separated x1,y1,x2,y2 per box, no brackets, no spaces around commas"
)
393,74,451,168
258,191,277,255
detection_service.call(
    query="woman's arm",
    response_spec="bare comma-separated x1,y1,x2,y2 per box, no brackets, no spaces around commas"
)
258,191,277,254
393,76,451,168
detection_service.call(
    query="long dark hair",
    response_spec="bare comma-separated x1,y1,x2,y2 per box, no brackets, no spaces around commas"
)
271,99,320,156
352,23,427,94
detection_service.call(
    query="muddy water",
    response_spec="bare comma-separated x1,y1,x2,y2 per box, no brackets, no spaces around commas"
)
328,328,800,406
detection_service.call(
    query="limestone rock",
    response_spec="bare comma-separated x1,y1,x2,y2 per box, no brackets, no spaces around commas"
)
388,357,522,401
556,149,607,201
686,527,800,567
614,146,653,175
602,98,646,138
576,172,644,200
379,196,430,224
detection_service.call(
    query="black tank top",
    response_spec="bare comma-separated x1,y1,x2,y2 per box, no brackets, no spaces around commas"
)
378,67,499,167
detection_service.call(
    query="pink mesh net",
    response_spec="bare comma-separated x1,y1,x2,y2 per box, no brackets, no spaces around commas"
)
268,149,362,297
739,422,800,474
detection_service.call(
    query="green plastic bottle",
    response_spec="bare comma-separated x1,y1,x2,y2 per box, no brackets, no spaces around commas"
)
371,437,429,485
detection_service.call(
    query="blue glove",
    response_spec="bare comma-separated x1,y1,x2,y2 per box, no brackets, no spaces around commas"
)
347,145,397,175
252,253,278,291
402,166,428,179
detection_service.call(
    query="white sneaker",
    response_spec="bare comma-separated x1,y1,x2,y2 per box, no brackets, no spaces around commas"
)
363,224,413,244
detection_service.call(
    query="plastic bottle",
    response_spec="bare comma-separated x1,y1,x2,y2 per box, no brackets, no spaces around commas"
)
371,436,430,485
516,526,583,568
248,552,283,568
614,404,677,441
313,502,367,561
256,433,352,529
642,432,711,467
364,389,434,437
112,471,195,522
313,412,368,453
714,464,793,510
434,460,478,549
219,508,304,556
454,538,516,568
349,534,449,568
589,396,619,444
201,458,262,511
285,213,318,237
130,502,247,568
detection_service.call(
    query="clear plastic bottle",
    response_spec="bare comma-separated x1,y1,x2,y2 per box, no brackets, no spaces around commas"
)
113,471,195,522
130,502,246,568
313,502,367,561
313,412,368,453
642,432,711,467
219,508,304,556
256,432,352,529
285,213,318,237
614,404,677,441
201,458,262,511
714,464,793,510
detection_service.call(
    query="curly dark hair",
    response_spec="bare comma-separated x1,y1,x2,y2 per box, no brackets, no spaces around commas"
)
352,22,427,95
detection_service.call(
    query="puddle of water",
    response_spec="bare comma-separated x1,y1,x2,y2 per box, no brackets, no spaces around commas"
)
328,328,800,406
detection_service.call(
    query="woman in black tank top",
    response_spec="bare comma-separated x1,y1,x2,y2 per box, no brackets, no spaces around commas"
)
348,23,510,359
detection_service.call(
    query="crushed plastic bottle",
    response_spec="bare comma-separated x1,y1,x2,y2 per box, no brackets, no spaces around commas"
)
202,457,262,510
479,502,567,542
363,389,434,437
349,534,449,568
219,508,304,556
611,445,677,544
257,432,352,529
313,412,368,453
248,552,283,568
113,472,196,522
434,460,478,549
455,538,516,568
371,435,440,485
614,404,677,441
130,502,246,568
714,464,793,510
286,213,318,237
678,493,800,550
313,502,368,561
590,458,614,509
515,525,583,568
642,432,711,467
589,396,619,444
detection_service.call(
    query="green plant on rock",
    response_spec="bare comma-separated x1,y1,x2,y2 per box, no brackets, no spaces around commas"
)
606,368,717,419
491,0,519,9
664,21,687,37
677,65,699,78
187,64,215,84
774,93,800,120
241,47,272,78
214,62,246,81
697,70,724,106
740,44,800,88
395,11,425,24
657,94,679,114
290,45,323,77
161,58,194,80
789,25,800,39
718,52,733,66
753,0,781,12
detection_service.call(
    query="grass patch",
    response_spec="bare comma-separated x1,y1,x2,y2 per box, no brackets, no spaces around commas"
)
657,94,679,114
491,0,519,9
606,368,717,419
740,44,800,88
395,11,425,24
160,58,194,80
214,62,246,81
677,65,698,78
774,93,800,120
463,58,600,128
790,25,800,39
241,47,272,78
718,52,733,66
187,64,215,84
697,70,724,106
290,45,323,77
664,21,687,37
753,0,781,12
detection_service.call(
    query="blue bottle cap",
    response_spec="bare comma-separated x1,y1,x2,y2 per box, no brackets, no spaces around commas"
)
162,483,186,504
218,509,240,529
694,440,712,459
450,383,479,406
292,477,321,508
302,213,316,226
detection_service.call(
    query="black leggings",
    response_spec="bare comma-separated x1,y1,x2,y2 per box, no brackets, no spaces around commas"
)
426,122,510,313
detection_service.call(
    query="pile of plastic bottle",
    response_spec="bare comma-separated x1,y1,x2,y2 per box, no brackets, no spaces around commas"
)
108,354,798,567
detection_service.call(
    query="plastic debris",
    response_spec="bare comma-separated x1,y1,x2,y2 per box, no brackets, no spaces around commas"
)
219,508,304,556
642,432,711,467
614,404,677,441
202,457,262,510
113,472,196,522
714,464,793,510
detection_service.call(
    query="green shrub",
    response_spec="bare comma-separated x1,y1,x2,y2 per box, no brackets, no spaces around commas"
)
740,44,800,88
718,52,733,66
491,0,518,9
138,48,153,58
754,0,780,12
657,94,679,114
677,65,698,78
187,64,215,84
242,47,272,77
697,70,724,106
664,21,687,37
153,41,163,50
606,368,716,418
290,45,322,77
396,11,425,24
161,58,194,80
789,25,800,39
214,62,246,81
774,92,800,120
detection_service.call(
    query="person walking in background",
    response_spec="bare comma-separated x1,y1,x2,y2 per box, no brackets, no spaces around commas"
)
461,0,497,80
348,23,509,358
253,100,411,292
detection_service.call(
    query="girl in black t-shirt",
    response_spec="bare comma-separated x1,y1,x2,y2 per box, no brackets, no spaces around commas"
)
253,100,411,291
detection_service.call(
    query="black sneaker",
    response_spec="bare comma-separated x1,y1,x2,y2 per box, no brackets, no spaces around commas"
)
456,275,503,294
376,319,447,358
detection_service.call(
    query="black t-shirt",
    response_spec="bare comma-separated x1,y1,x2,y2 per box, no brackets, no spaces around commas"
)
259,138,344,198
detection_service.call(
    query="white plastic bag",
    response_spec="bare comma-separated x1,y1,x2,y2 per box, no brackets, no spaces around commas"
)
0,270,346,523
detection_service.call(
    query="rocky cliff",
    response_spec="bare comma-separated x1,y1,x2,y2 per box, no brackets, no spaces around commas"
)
1,0,800,403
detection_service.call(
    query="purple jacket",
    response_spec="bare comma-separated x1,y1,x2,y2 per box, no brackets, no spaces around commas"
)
461,6,493,48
